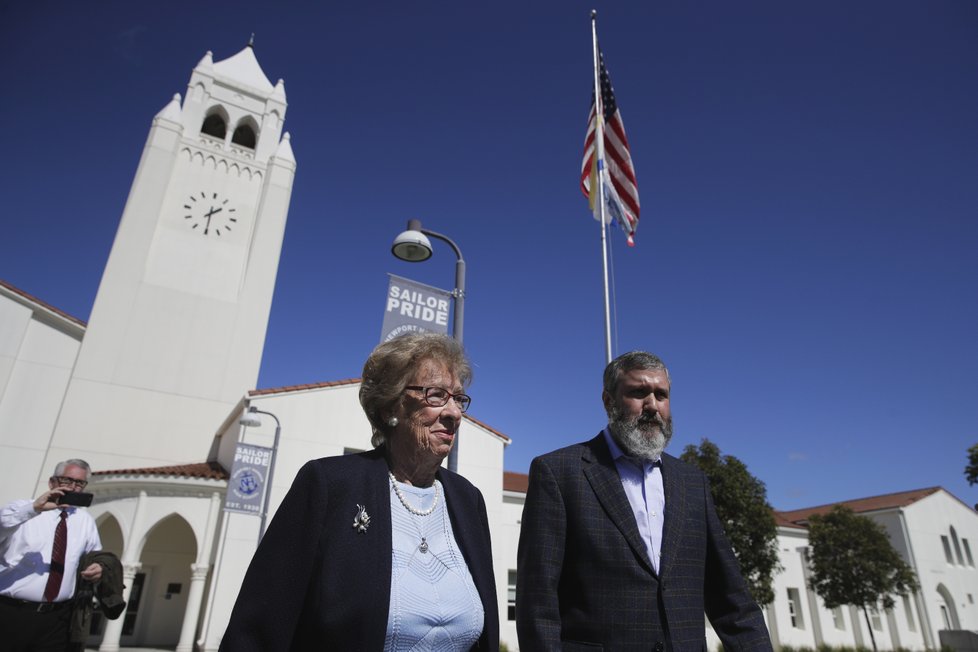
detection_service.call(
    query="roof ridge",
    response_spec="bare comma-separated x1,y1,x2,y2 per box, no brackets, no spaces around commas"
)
778,486,942,517
94,461,228,480
0,278,87,327
249,377,361,396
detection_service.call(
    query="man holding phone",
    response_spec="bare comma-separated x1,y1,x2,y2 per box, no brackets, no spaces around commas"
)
0,459,103,651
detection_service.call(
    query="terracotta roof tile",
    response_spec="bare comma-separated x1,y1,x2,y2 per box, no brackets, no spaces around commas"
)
94,461,228,480
462,413,512,443
778,487,943,525
249,378,361,396
504,471,529,493
773,511,807,529
0,278,86,327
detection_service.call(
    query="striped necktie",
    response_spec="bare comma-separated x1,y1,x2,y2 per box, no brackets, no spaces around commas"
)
43,511,68,602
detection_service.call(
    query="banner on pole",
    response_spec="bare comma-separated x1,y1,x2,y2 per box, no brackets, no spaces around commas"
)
380,274,452,343
223,443,272,515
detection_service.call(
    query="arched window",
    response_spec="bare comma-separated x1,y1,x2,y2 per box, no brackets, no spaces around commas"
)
201,113,227,139
950,526,965,565
232,123,257,149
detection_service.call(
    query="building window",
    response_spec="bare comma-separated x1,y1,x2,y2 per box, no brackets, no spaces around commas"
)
942,536,955,564
951,527,965,565
232,124,257,149
902,595,916,632
870,608,882,631
963,538,975,567
201,113,227,139
832,606,846,630
787,588,804,629
122,572,146,635
507,570,517,621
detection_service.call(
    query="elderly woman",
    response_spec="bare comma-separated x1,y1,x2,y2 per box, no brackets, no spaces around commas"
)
221,333,499,651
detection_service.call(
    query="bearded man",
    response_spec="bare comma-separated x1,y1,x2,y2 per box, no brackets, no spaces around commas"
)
516,351,772,652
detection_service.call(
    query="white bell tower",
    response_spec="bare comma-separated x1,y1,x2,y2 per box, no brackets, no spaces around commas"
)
41,44,296,479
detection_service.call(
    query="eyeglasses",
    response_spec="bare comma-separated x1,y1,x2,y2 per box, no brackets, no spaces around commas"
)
53,476,88,490
404,386,471,413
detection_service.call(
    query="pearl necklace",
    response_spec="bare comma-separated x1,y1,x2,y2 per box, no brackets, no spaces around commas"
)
388,471,440,517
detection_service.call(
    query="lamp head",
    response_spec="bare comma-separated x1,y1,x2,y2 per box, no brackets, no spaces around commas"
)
392,227,432,262
239,407,262,428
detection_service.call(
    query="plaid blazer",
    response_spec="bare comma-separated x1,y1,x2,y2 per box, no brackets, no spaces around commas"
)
516,433,772,652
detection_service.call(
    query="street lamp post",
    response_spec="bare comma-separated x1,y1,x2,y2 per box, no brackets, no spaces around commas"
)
391,218,466,471
391,219,466,343
238,405,281,542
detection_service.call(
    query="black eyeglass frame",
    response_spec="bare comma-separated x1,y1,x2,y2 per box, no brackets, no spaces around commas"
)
52,476,89,490
404,385,472,413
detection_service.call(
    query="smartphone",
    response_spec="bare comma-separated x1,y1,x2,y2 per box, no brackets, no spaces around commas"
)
57,492,94,507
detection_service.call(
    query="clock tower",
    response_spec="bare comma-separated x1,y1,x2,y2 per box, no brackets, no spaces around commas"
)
41,44,296,478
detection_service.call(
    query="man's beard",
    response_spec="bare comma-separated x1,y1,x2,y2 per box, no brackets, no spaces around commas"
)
607,405,673,461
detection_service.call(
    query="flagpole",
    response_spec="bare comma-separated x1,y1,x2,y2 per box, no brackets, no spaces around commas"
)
591,10,613,365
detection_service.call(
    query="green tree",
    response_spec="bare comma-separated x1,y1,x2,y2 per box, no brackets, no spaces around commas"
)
680,438,780,605
965,443,978,486
807,506,919,652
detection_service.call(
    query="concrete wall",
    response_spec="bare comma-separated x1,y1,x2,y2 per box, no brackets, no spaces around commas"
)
0,291,82,503
499,491,525,649
901,493,978,641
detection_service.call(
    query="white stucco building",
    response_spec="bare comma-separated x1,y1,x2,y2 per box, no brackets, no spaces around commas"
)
2,42,976,651
767,488,978,652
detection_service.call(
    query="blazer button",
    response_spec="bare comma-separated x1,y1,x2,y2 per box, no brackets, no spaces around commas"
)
655,642,664,652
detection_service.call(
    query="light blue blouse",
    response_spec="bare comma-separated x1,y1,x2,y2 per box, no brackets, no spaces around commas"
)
386,479,484,651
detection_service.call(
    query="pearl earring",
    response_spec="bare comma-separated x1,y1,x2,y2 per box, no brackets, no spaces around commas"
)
387,417,398,427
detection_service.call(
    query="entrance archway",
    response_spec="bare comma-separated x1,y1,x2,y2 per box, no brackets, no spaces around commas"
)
96,514,124,556
936,583,960,630
125,514,197,647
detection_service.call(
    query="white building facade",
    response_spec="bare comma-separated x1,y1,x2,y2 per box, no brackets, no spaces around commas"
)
770,488,978,651
2,42,977,651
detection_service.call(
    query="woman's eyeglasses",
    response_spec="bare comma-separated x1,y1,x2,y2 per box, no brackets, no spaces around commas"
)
404,386,471,413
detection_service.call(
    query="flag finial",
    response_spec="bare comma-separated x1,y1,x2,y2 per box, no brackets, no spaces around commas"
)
591,9,597,19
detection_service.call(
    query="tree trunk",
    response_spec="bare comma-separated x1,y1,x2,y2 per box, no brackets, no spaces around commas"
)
862,605,878,652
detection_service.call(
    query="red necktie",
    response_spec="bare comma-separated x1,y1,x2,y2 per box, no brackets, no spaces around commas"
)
43,511,68,602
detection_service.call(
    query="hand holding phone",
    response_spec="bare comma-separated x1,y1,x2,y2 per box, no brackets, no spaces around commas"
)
57,492,94,507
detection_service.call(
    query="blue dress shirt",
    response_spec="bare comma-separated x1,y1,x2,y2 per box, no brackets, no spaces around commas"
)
602,428,665,573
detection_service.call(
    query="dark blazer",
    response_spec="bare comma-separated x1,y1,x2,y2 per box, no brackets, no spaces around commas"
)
516,433,771,652
221,448,499,651
71,551,127,645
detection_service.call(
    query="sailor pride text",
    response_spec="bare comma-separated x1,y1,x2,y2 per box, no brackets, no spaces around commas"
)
386,284,449,326
234,447,271,467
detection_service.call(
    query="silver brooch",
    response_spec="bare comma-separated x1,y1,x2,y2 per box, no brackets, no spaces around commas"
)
352,504,371,533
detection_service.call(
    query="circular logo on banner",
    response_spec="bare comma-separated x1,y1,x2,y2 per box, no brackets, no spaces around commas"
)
231,467,264,500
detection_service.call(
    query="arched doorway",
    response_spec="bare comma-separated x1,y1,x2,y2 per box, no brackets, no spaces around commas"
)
936,583,960,630
124,514,197,648
96,514,124,556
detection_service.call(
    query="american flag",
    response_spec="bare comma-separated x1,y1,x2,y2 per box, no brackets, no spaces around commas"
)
580,50,640,246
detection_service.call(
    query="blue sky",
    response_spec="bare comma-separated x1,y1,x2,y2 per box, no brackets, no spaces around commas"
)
2,2,976,511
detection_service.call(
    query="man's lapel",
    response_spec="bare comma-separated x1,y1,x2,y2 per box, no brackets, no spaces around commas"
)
582,433,656,575
658,453,687,579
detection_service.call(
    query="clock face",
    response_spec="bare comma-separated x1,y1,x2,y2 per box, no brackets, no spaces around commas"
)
183,191,237,236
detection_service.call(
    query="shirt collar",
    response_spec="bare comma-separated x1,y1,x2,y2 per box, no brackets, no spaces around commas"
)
602,427,662,467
